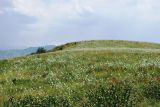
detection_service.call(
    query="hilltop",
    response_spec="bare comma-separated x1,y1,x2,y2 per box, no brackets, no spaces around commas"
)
51,40,160,51
0,40,160,107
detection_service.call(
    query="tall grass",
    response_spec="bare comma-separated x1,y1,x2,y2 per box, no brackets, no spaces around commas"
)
0,40,160,106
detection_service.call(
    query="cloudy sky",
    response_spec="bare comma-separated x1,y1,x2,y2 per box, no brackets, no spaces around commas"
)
0,0,160,50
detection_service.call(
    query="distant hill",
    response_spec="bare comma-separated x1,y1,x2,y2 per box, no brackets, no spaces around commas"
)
0,45,55,59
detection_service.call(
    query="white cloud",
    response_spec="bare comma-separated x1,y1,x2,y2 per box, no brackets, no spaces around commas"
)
12,0,94,36
12,0,160,25
8,0,160,46
0,0,160,50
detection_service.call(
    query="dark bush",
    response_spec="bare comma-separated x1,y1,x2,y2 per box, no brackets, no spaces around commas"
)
3,96,71,107
36,47,46,54
86,83,140,107
30,47,46,55
143,81,160,100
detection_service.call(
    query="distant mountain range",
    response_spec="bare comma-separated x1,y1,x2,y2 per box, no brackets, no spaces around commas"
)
0,45,55,59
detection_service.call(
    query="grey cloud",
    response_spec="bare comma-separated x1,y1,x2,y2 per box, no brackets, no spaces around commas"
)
0,0,160,50
0,9,36,50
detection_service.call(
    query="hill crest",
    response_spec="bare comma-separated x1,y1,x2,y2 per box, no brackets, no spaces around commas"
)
51,40,160,52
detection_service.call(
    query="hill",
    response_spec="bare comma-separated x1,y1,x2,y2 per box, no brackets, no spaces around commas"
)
0,45,55,59
51,40,160,51
0,40,160,106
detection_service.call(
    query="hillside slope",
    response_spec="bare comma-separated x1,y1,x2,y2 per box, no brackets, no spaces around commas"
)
51,40,160,52
0,40,160,107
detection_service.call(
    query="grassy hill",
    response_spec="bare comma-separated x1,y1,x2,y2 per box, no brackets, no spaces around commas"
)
0,40,160,107
51,40,160,51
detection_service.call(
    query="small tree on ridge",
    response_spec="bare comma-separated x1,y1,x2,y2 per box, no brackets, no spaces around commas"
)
36,47,46,54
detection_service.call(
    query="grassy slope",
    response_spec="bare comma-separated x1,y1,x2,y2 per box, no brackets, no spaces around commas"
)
52,40,160,51
0,40,160,106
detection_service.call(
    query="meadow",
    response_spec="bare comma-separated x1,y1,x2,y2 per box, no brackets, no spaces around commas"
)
0,40,160,107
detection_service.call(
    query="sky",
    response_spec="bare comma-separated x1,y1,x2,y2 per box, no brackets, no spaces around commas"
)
0,0,160,50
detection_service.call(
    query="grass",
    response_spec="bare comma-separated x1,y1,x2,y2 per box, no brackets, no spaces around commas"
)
0,40,160,106
51,40,160,51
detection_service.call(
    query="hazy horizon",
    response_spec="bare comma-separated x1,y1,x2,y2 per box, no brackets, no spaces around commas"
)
1,0,160,50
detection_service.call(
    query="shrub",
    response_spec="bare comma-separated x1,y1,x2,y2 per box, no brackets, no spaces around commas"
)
86,83,140,107
143,81,160,100
30,47,46,55
3,96,71,107
36,47,46,54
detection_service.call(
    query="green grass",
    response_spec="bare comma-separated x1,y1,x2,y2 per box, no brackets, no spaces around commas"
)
0,40,160,107
51,40,160,51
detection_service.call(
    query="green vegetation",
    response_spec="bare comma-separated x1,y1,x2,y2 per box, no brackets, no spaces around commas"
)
35,47,46,54
0,40,160,107
51,40,160,51
31,47,47,55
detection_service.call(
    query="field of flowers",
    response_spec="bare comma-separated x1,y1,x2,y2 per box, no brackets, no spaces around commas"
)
0,40,160,107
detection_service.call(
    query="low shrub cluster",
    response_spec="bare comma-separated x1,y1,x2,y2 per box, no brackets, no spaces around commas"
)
3,96,70,107
86,83,140,107
143,81,160,101
31,47,46,55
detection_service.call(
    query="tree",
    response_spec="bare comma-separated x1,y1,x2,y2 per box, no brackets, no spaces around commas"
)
36,47,46,54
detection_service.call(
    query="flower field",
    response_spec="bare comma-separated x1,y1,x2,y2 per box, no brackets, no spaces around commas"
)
0,40,160,107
